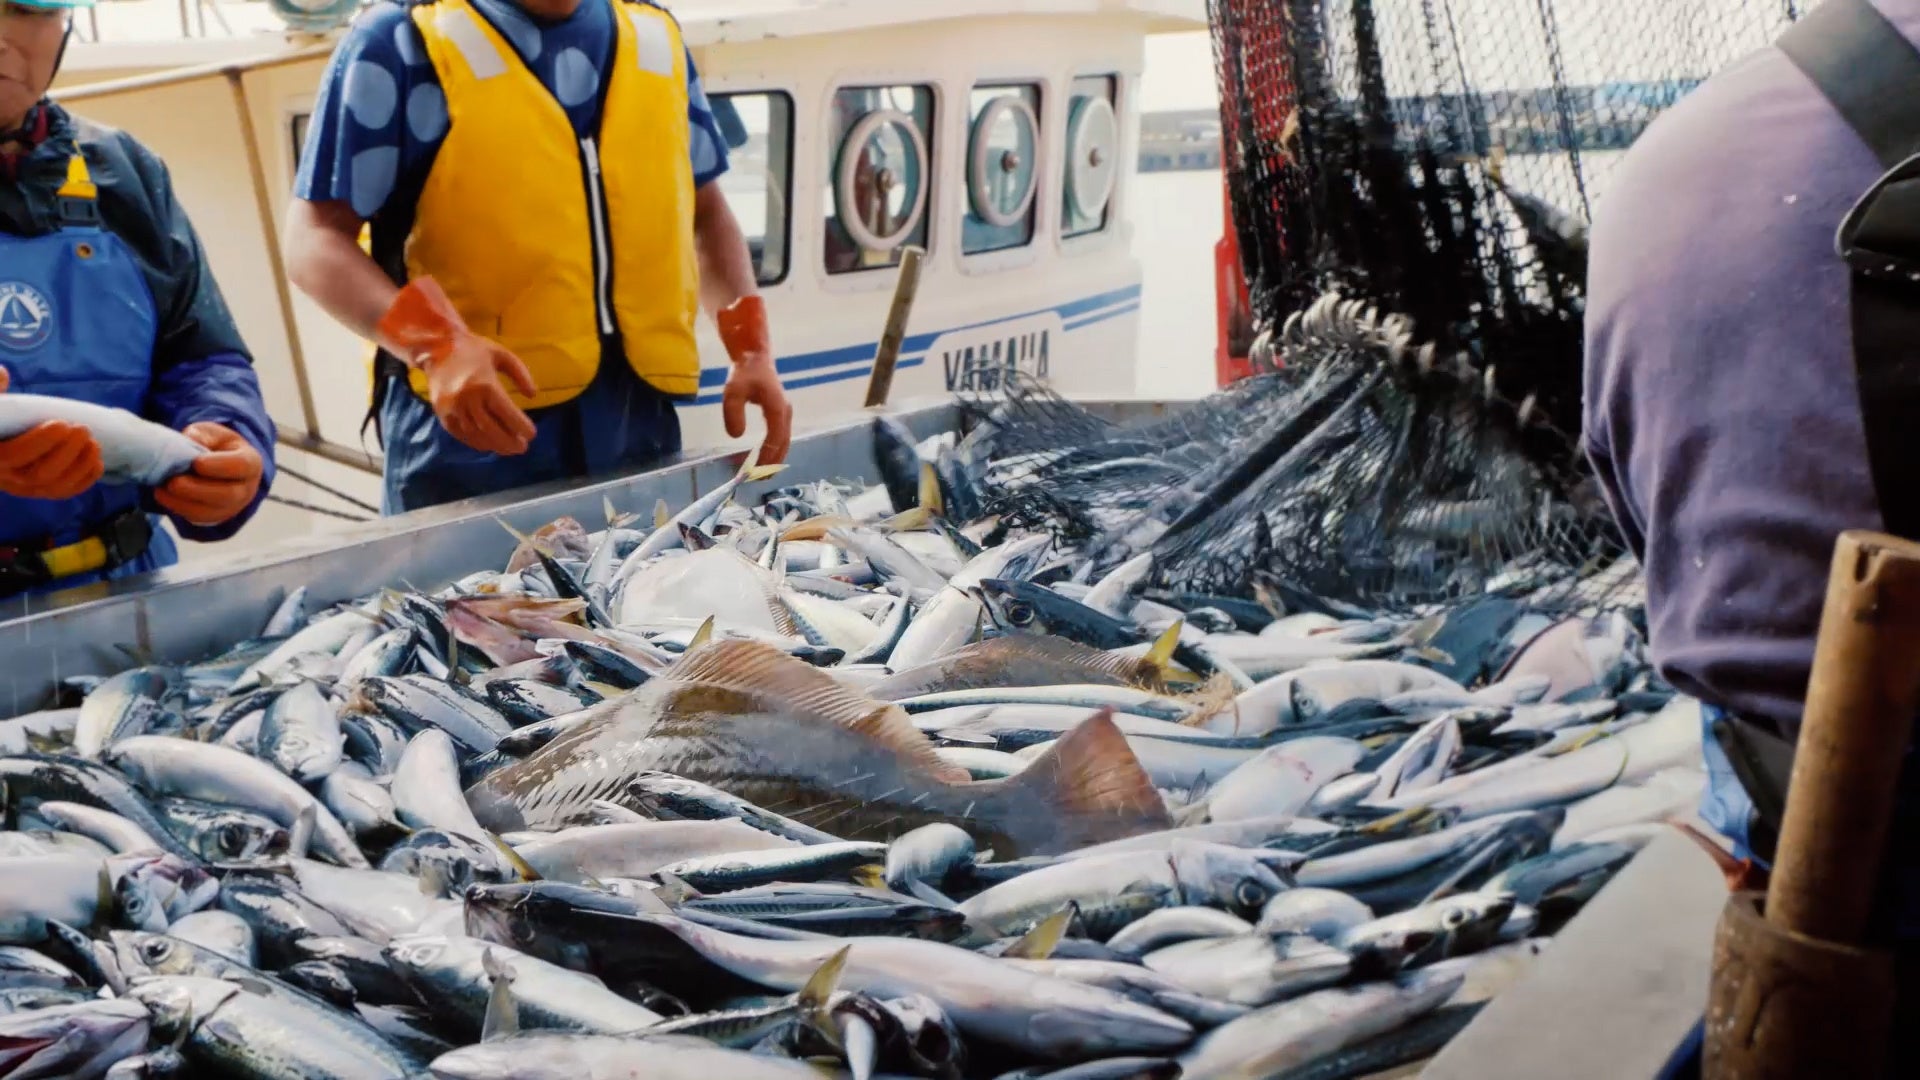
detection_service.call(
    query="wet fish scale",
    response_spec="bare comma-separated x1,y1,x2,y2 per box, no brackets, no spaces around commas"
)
0,410,1686,1079
467,641,1170,857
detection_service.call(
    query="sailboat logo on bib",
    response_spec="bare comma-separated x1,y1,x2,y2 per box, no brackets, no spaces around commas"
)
0,282,52,352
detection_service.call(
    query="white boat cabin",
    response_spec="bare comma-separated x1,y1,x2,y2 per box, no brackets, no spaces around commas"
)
47,0,1206,550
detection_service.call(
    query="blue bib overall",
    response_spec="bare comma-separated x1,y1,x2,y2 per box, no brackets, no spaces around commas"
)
0,154,176,594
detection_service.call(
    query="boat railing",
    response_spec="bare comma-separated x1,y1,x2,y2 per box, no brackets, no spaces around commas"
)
69,0,278,46
52,41,380,477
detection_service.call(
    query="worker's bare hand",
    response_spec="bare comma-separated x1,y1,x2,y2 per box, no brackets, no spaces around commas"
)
717,296,791,465
156,422,264,526
426,335,538,457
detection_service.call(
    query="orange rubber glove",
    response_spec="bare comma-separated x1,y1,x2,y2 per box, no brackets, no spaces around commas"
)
0,366,105,502
155,422,264,527
377,277,538,457
717,296,792,466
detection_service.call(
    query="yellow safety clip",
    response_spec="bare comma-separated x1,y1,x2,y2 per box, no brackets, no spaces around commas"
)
39,536,110,579
56,154,97,201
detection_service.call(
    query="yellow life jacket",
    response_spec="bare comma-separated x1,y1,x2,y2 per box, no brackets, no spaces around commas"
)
403,0,701,409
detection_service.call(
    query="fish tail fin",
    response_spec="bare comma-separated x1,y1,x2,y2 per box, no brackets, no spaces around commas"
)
918,462,943,517
653,499,672,530
990,708,1171,853
881,506,933,532
288,804,317,862
1002,902,1076,959
799,945,851,1012
95,864,114,928
1143,620,1183,687
485,831,543,883
481,948,519,1041
655,871,703,904
496,517,540,551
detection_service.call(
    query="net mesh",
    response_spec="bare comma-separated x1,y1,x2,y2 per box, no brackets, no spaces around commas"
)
1211,0,1805,434
942,0,1803,614
952,299,1624,613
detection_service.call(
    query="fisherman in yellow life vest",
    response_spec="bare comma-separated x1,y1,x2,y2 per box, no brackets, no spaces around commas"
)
283,0,790,514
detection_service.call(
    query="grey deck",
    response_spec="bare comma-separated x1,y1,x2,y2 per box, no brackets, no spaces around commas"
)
1424,829,1724,1080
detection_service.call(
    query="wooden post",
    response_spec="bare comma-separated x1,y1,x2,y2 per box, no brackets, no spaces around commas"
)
864,246,926,409
1769,529,1920,941
1704,529,1920,1079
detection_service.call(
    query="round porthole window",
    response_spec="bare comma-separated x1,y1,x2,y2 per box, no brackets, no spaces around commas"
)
834,108,930,253
968,95,1040,228
1066,93,1119,223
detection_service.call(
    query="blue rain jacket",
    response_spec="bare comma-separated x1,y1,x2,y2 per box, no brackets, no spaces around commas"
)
0,103,275,595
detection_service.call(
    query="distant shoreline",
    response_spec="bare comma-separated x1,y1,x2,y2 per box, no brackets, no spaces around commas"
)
1140,107,1222,173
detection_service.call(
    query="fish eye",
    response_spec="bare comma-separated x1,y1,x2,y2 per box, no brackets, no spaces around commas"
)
1006,602,1035,627
408,943,441,965
141,939,172,962
1235,881,1270,910
216,823,250,856
1442,907,1470,929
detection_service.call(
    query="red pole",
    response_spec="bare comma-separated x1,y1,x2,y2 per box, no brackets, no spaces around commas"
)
1215,179,1254,387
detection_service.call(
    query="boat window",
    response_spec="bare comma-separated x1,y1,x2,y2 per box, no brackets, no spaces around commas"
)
709,91,795,286
825,84,934,275
964,84,1041,255
289,111,312,175
1063,75,1120,238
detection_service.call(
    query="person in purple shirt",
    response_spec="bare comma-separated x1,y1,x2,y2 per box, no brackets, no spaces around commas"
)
1586,0,1920,1071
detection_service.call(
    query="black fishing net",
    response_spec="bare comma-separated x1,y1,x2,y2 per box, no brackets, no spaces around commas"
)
1210,0,1804,433
947,0,1805,613
952,299,1621,613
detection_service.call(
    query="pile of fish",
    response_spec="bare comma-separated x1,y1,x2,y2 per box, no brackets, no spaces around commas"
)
0,429,1703,1080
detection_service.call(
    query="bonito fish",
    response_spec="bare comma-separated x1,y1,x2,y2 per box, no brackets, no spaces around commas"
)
0,383,1690,1079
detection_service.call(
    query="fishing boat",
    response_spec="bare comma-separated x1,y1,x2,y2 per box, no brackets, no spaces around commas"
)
49,0,1206,550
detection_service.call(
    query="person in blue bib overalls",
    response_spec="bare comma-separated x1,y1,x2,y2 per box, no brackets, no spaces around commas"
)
0,0,274,599
283,0,792,516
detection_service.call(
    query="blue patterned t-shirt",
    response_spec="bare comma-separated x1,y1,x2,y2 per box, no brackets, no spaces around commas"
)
293,0,728,219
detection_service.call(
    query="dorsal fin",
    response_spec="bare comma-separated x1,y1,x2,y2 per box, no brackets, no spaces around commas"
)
666,641,965,781
991,708,1171,850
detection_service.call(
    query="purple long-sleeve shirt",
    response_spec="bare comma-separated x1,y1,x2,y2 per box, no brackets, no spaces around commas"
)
1582,0,1920,734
